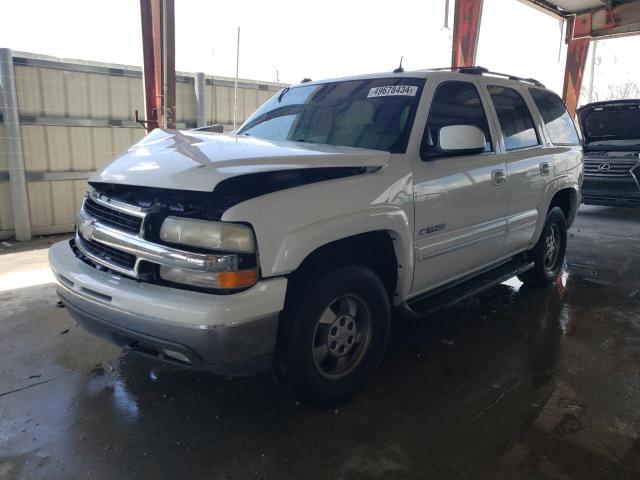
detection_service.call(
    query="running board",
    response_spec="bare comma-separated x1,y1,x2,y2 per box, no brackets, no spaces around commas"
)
404,256,534,318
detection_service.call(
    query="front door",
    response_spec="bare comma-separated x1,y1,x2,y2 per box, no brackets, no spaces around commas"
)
410,80,508,295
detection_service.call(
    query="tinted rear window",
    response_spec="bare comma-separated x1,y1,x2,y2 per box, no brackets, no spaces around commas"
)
530,89,580,145
488,86,539,151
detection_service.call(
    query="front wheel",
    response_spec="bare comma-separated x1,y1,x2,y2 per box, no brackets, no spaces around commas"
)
518,206,567,287
274,265,391,405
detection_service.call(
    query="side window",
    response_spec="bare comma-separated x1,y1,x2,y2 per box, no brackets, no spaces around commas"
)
488,85,539,151
529,88,580,145
421,81,492,158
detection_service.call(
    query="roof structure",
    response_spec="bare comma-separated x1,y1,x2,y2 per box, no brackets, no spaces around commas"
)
523,0,638,16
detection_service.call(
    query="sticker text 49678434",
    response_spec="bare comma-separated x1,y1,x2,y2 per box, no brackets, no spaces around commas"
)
367,85,418,98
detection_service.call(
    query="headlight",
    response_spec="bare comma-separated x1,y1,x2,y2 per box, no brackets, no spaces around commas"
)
159,217,255,253
159,265,258,290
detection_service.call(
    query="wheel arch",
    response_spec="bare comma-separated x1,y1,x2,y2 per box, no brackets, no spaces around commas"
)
529,181,579,249
548,187,579,227
285,230,403,302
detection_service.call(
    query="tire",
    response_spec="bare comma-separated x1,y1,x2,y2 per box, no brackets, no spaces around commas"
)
274,265,391,405
518,206,567,287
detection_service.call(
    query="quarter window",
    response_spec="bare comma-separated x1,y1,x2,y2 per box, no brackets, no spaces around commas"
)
529,88,580,145
488,86,539,151
421,81,492,159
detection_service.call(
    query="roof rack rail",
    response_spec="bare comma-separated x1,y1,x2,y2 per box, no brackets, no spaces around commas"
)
423,66,545,88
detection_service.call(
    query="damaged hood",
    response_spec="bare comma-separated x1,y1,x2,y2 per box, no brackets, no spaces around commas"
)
91,129,390,192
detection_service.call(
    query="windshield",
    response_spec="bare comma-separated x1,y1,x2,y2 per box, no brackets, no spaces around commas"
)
237,77,425,153
579,103,640,145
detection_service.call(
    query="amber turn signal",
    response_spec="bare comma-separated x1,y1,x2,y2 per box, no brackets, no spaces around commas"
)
216,269,259,289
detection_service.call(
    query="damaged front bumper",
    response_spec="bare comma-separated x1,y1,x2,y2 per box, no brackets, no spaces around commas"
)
49,241,287,376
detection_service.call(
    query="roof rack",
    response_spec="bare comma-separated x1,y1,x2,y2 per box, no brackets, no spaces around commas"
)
423,66,545,88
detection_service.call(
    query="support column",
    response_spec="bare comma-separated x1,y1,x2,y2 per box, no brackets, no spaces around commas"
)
562,17,590,117
451,0,484,68
0,48,31,241
194,72,206,128
140,0,175,131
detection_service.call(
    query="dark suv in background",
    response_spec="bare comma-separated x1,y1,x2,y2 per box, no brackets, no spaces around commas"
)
578,100,640,207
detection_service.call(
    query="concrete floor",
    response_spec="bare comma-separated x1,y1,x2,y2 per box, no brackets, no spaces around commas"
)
1,205,639,480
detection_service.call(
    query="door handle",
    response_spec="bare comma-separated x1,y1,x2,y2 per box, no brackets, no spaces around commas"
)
492,169,506,186
540,162,551,176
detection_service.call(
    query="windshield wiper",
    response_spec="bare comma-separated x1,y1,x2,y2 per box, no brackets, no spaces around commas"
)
277,87,290,103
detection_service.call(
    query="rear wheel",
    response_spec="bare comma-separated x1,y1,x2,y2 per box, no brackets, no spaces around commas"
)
274,265,390,404
518,206,567,287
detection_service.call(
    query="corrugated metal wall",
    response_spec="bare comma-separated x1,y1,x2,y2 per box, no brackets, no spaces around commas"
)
0,52,282,240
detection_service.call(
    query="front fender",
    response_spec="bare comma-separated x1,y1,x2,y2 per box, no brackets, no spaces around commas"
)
220,164,416,302
272,207,414,301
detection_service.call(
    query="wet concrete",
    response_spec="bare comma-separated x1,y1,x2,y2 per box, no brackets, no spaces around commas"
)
1,205,639,480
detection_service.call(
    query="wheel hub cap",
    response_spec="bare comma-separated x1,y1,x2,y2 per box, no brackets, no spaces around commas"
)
311,293,372,380
544,225,559,269
328,315,357,356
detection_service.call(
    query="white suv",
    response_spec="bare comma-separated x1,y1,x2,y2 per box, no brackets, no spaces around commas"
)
49,67,583,403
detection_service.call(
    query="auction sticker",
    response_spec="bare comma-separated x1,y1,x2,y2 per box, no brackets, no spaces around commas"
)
367,85,418,98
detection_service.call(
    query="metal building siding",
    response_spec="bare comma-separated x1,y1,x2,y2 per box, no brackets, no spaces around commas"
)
3,52,285,239
128,77,144,118
51,180,77,226
40,68,67,117
0,182,13,231
21,125,48,171
0,125,7,170
46,126,72,171
0,125,11,231
215,85,233,124
91,127,115,169
109,75,131,120
14,66,43,116
69,127,94,170
74,179,89,203
176,81,196,123
27,181,53,227
88,73,110,119
112,128,136,157
66,71,91,118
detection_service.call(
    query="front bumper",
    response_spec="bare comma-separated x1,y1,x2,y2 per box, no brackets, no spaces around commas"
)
49,241,287,376
582,176,640,207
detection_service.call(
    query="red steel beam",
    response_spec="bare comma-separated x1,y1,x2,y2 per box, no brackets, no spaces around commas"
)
140,0,160,131
164,0,176,129
577,1,640,38
562,1,640,115
562,17,590,116
451,0,484,68
140,0,175,132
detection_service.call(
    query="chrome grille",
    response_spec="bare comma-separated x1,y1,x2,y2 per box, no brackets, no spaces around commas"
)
584,158,640,178
83,196,143,234
78,235,136,271
73,190,239,280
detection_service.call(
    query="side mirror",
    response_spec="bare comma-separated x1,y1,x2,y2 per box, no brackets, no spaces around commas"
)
191,124,224,133
438,125,486,155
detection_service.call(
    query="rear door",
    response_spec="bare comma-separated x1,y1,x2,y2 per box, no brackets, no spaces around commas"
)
410,79,508,294
483,83,550,254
